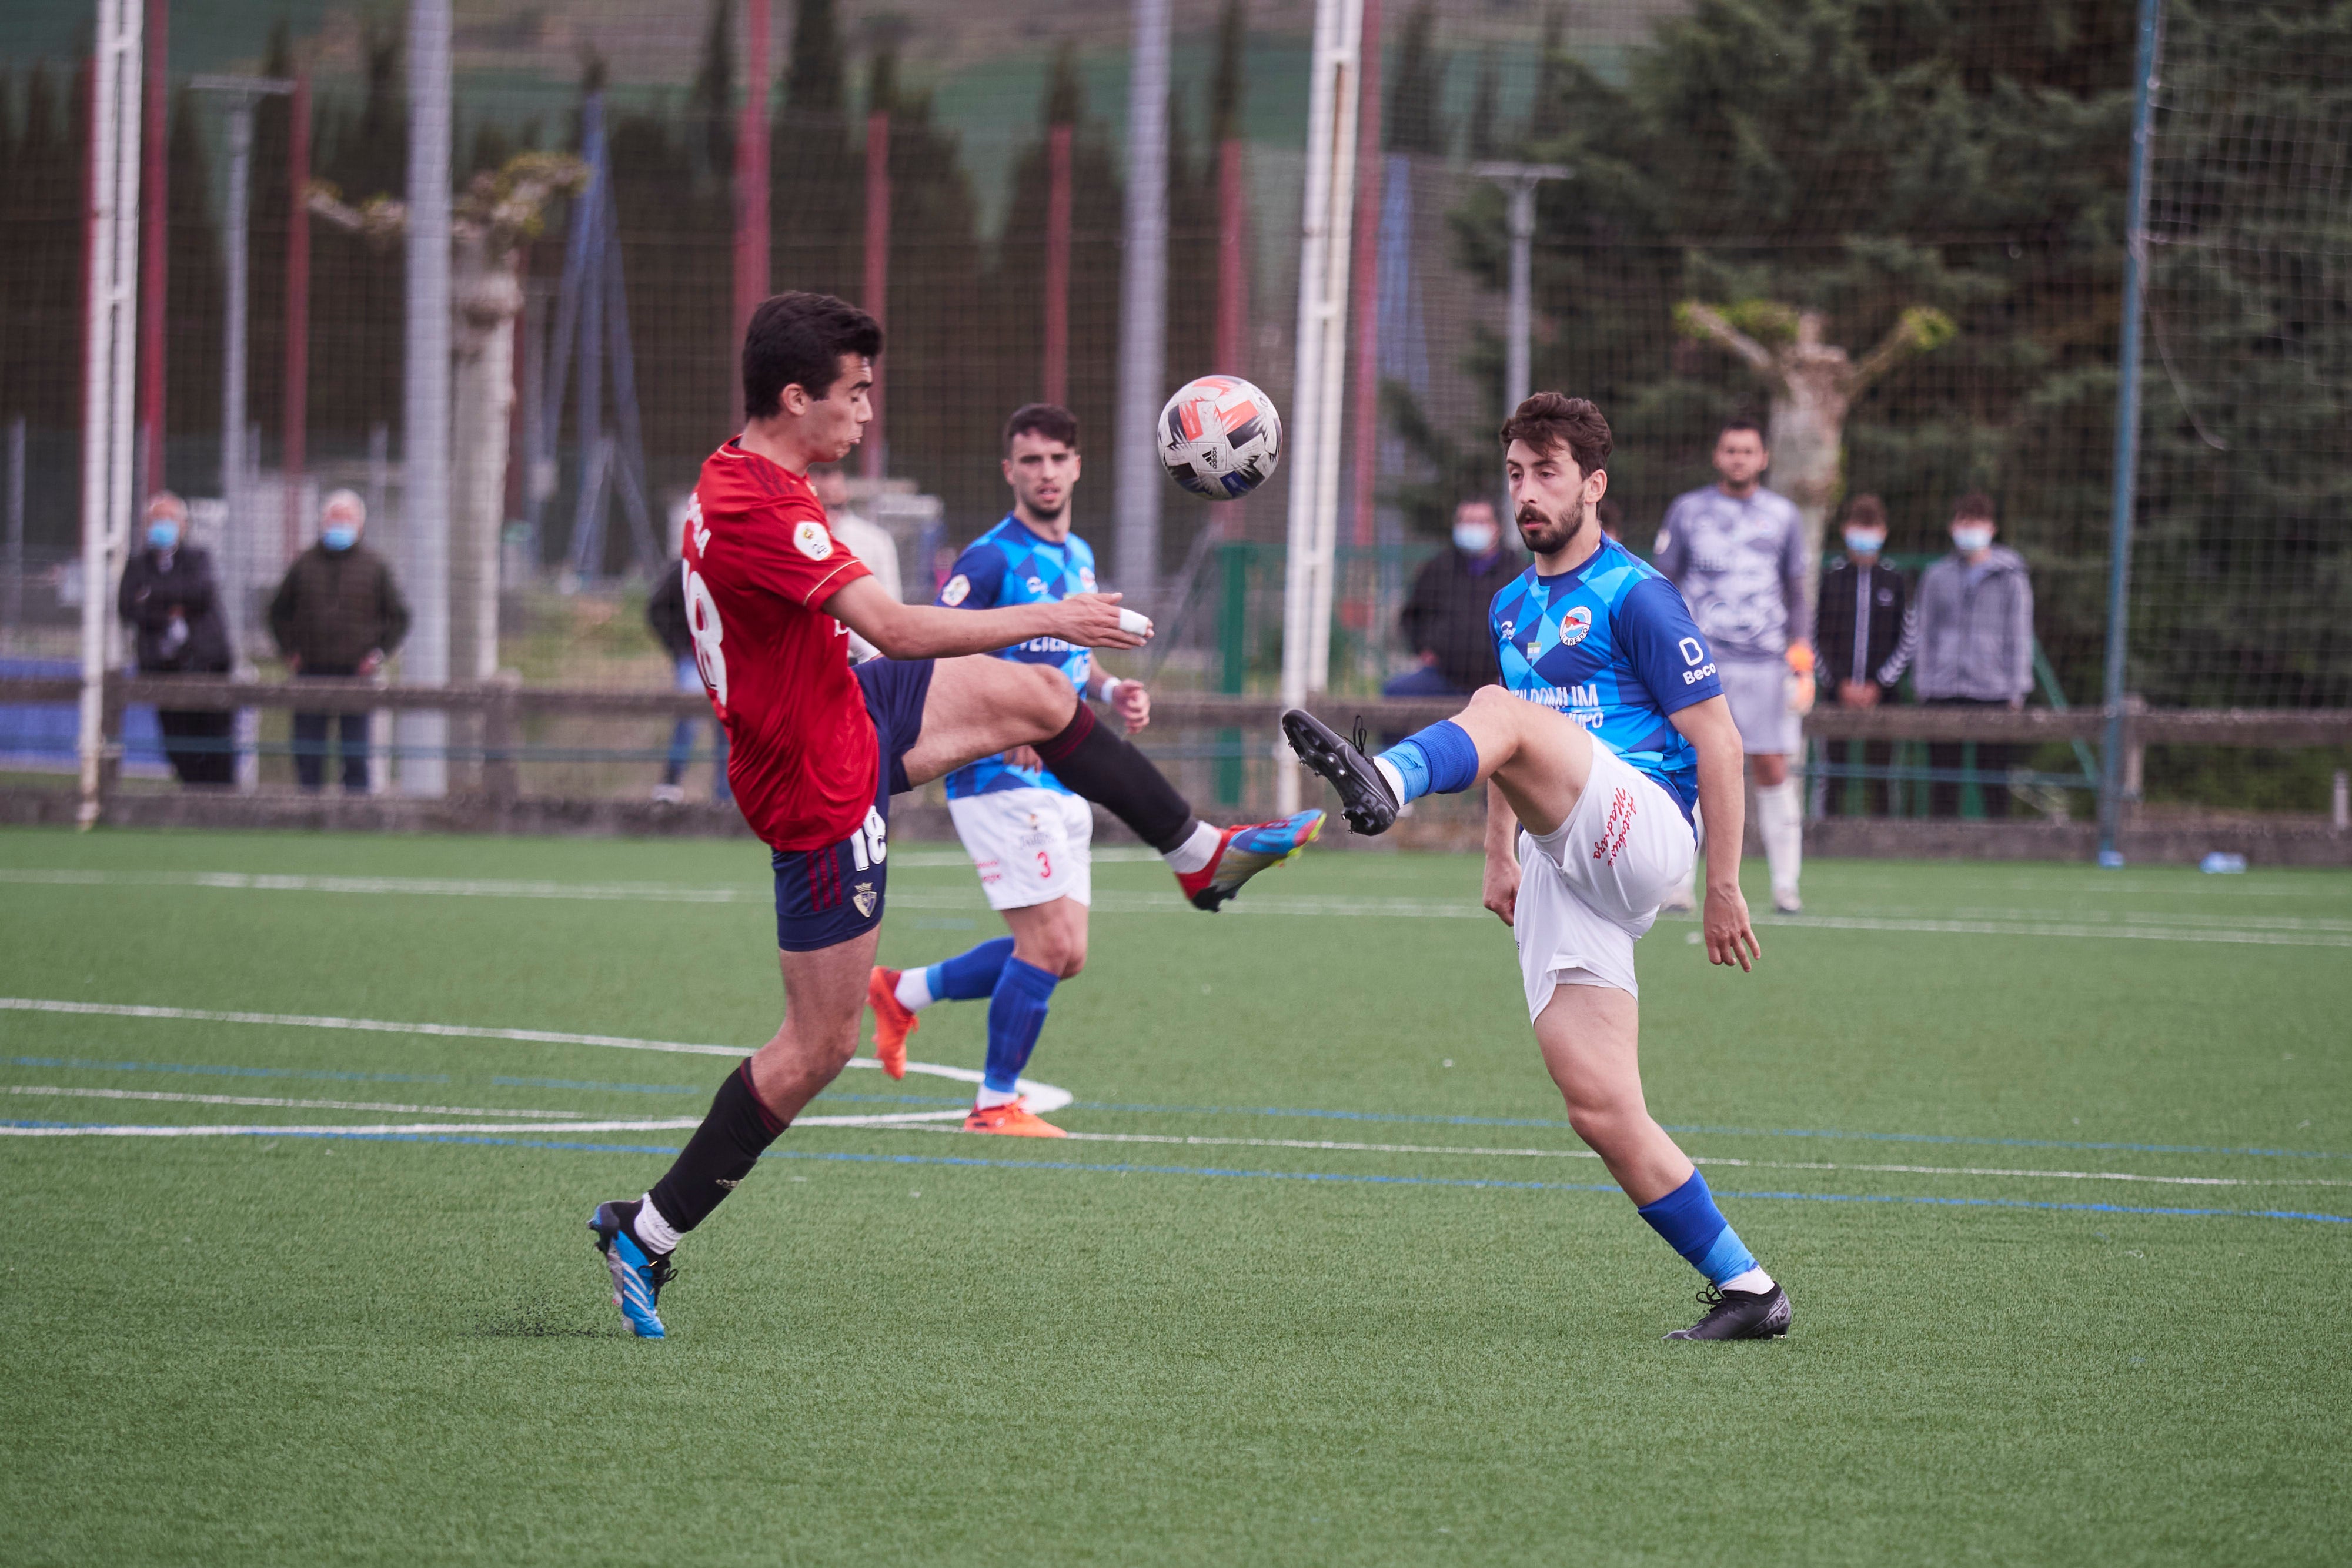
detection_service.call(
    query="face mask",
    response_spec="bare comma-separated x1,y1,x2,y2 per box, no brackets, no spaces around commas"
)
147,521,180,550
321,525,358,552
1843,528,1883,557
1454,522,1499,554
1952,524,1993,554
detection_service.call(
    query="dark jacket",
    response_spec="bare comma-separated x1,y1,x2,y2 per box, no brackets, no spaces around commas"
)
1400,547,1518,693
1814,557,1909,695
267,541,411,672
646,564,694,661
118,545,232,673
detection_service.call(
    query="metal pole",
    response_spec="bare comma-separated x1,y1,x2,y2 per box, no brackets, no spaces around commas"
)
221,98,252,639
399,0,453,795
5,418,24,642
136,0,167,500
79,0,143,829
1277,0,1364,811
860,111,890,482
1345,0,1382,553
1469,162,1569,418
1043,123,1071,407
731,0,771,426
282,73,310,565
1505,183,1532,412
1115,0,1172,597
2097,0,2163,870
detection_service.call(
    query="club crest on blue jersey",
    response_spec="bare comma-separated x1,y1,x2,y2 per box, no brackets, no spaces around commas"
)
936,514,1100,800
1488,537,1727,821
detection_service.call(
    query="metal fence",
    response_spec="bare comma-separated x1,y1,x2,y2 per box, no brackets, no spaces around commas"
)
1,0,2345,831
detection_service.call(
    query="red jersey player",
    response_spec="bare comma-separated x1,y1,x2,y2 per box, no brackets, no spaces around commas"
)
590,293,1324,1338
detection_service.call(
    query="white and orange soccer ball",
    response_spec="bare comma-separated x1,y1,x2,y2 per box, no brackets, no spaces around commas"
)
1157,375,1282,501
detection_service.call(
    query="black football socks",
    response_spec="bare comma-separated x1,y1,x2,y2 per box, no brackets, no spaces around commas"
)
1034,697,1199,855
641,1062,787,1249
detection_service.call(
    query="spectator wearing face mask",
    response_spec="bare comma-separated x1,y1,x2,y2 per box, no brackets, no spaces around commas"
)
1879,492,2035,818
268,489,410,792
1387,497,1515,697
117,490,235,786
1812,494,1909,815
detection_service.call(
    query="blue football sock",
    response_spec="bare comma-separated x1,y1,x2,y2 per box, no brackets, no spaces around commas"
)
1376,719,1480,803
982,958,1060,1094
1635,1169,1760,1286
924,937,1015,1004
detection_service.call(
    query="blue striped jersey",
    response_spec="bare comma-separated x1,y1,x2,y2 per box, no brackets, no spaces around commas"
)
1488,537,1723,819
936,514,1096,800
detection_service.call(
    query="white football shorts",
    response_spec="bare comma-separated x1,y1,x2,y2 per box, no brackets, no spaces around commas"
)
1512,737,1698,1016
1715,654,1800,756
947,787,1095,911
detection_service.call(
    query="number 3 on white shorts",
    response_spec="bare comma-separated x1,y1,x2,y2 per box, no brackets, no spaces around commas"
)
683,562,729,708
848,807,888,871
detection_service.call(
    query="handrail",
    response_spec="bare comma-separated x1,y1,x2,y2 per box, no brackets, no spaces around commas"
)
4,675,2347,746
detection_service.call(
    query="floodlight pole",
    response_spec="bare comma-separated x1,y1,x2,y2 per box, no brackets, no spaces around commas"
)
1469,161,1569,419
1115,0,1173,597
78,0,143,829
2097,0,2163,869
399,0,453,796
1275,0,1366,813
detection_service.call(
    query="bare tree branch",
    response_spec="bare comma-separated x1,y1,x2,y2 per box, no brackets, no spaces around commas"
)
1846,305,1956,392
1675,300,1780,379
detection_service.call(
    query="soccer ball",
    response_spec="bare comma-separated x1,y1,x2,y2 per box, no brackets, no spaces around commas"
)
1157,375,1282,501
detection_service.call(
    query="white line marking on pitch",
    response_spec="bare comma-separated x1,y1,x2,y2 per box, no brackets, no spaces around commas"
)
856,1124,2352,1189
5,868,2345,945
5,1085,586,1119
0,997,1073,1112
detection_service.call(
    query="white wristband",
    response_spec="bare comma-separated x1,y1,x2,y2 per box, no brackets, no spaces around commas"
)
1097,677,1125,705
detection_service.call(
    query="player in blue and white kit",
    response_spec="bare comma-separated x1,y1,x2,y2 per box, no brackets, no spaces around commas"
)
1284,393,1790,1341
868,404,1321,1136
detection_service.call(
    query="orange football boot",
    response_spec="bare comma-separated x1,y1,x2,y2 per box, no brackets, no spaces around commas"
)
867,967,918,1079
963,1099,1068,1137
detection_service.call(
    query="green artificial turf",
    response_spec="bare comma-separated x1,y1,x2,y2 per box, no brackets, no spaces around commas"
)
2,825,2348,1565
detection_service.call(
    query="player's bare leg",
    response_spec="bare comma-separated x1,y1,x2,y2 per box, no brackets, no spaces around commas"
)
744,931,883,1118
589,930,881,1339
907,655,1322,912
1531,984,1690,1203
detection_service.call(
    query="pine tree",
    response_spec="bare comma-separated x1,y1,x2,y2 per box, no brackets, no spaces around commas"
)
984,48,1122,533
689,0,736,185
310,22,406,443
1385,4,1446,156
1465,0,2143,697
2129,0,2352,709
771,0,861,302
163,85,225,466
248,21,296,462
864,48,990,523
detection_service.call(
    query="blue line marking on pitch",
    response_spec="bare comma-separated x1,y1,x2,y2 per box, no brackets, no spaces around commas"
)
1071,1100,2352,1162
483,1078,965,1107
4,1055,450,1085
492,1076,704,1096
16,1121,2348,1225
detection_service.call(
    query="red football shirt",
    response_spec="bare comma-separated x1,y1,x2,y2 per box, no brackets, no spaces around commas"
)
681,440,875,851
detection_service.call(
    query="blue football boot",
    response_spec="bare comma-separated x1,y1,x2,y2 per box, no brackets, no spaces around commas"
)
1176,809,1325,911
589,1200,675,1339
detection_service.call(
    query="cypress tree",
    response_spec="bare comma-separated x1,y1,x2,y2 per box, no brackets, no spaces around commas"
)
771,0,860,302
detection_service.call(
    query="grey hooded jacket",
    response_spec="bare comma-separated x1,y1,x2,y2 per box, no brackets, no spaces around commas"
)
1880,546,2034,702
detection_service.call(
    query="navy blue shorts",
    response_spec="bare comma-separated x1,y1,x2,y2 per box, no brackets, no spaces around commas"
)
772,658,936,953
